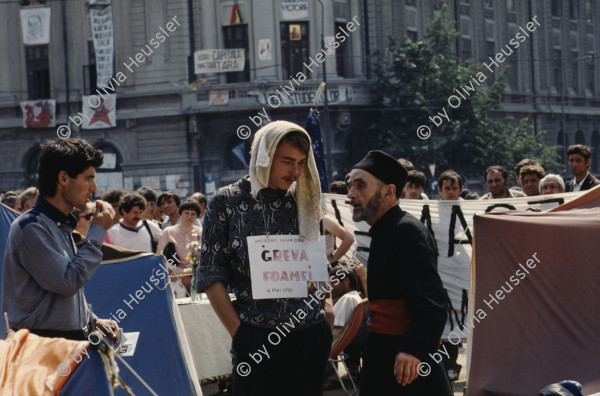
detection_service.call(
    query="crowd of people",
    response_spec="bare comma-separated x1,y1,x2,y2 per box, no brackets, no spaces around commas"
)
381,144,598,202
1,127,598,395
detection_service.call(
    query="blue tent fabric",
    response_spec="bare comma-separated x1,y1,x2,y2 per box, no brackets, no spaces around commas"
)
305,109,329,193
1,204,197,394
84,254,198,395
62,348,114,396
0,203,19,336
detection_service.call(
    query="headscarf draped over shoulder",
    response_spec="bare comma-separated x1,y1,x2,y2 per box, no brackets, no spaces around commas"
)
249,121,322,240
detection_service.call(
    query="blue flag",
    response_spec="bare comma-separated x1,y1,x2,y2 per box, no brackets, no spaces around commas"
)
305,109,329,193
232,141,249,169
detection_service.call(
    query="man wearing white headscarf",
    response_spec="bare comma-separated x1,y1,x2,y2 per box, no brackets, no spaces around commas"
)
196,121,331,396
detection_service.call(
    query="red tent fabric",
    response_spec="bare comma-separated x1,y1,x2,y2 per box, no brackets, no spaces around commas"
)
467,188,600,396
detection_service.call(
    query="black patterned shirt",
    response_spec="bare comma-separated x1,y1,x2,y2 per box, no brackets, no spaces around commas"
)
196,176,324,329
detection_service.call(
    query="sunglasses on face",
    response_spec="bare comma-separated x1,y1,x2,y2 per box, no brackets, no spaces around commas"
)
78,213,94,221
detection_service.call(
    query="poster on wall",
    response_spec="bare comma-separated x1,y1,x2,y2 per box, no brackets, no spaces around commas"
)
257,39,272,61
20,7,51,45
281,0,308,20
141,176,161,190
81,94,117,129
20,100,56,128
90,6,114,88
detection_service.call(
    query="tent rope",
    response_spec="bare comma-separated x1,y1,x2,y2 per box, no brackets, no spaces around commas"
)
114,352,159,396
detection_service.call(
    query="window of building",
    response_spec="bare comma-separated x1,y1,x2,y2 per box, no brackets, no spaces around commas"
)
461,38,472,60
84,41,98,95
591,130,599,173
486,41,495,58
551,0,561,17
26,45,50,99
407,30,418,42
335,22,352,78
506,0,515,12
575,130,585,145
554,49,562,91
281,22,309,78
508,56,518,90
587,60,595,94
23,147,41,187
585,0,593,22
569,0,579,19
557,130,569,164
223,24,250,83
484,0,493,9
571,51,579,93
20,0,46,4
94,143,123,197
485,41,496,82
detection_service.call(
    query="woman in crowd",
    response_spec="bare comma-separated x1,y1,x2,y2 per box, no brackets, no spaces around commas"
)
157,199,202,297
72,202,96,243
539,174,565,195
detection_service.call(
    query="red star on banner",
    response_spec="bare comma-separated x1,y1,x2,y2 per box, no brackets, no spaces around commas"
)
89,98,113,126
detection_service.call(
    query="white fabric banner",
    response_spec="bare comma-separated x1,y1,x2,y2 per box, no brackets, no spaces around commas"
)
323,192,581,339
281,0,308,20
194,49,245,74
21,7,51,45
90,6,114,88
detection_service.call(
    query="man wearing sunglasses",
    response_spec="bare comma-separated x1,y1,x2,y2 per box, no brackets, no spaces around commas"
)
2,138,119,341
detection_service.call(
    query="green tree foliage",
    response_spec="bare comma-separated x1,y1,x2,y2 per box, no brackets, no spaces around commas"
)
370,5,562,179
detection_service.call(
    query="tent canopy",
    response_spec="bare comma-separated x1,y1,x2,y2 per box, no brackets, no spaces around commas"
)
467,188,600,396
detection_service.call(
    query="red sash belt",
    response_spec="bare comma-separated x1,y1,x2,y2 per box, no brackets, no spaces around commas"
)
368,299,412,336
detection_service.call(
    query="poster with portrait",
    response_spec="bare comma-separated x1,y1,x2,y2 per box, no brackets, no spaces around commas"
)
81,94,117,129
258,39,272,61
21,7,51,45
289,24,301,40
20,100,56,128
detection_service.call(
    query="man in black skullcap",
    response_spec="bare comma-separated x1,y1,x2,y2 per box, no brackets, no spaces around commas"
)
347,150,452,395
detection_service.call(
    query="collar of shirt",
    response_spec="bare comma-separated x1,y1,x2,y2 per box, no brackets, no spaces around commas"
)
33,196,78,229
368,205,402,237
119,222,144,232
573,172,589,191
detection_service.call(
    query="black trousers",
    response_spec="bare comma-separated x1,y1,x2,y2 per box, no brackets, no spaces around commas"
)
231,320,332,396
360,332,453,396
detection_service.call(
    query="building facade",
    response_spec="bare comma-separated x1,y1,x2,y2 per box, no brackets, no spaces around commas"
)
0,0,598,195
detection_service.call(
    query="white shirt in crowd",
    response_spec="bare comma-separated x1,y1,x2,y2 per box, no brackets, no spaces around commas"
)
333,290,363,327
107,220,161,252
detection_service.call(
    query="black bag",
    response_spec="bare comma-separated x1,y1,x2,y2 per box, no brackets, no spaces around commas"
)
163,242,179,265
142,220,158,253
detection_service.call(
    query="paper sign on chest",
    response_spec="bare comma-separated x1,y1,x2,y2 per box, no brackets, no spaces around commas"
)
247,235,328,299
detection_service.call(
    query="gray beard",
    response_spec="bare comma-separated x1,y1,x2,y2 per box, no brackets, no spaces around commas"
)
352,190,383,222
